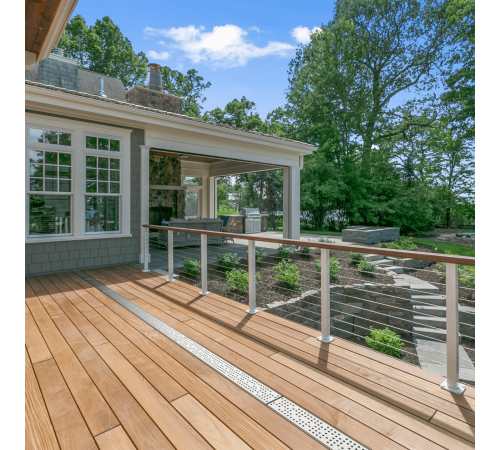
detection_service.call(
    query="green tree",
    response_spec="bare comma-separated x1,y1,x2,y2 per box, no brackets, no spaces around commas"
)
162,67,212,117
203,97,265,131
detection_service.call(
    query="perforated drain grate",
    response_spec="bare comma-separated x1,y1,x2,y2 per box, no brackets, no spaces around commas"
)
78,270,369,450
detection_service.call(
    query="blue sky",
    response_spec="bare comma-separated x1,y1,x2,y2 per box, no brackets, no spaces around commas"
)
70,0,335,117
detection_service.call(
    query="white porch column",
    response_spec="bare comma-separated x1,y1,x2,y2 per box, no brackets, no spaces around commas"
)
201,176,217,218
283,166,300,240
139,145,151,263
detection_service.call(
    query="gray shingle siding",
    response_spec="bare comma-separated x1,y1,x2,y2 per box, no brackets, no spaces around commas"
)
38,58,78,91
25,116,144,276
78,69,126,101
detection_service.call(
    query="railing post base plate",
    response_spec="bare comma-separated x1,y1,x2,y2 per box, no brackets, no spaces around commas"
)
199,291,210,296
246,309,259,315
440,379,465,395
317,336,334,344
142,269,150,273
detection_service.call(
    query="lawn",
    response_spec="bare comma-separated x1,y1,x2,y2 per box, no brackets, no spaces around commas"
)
400,237,475,257
217,209,239,216
300,230,343,236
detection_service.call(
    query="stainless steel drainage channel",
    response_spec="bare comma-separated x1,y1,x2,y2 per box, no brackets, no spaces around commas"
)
77,270,369,450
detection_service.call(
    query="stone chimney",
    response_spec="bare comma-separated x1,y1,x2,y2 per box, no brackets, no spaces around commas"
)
125,63,183,114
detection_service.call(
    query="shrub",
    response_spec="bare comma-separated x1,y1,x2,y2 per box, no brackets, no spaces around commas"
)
255,248,267,261
273,259,302,291
216,252,241,269
358,260,375,273
182,257,201,275
299,246,312,255
349,252,365,261
277,245,294,258
315,257,342,281
458,265,475,288
226,269,261,291
365,327,404,358
379,238,417,251
318,237,333,243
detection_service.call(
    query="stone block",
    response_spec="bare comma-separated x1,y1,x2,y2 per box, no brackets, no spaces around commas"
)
342,226,400,245
125,85,183,114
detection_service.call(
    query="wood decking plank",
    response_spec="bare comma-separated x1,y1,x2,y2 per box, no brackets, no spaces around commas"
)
171,394,252,450
430,412,475,444
33,358,98,450
26,277,63,316
25,350,60,450
25,303,52,364
94,426,137,450
94,343,213,450
26,294,119,437
49,312,177,450
67,276,321,450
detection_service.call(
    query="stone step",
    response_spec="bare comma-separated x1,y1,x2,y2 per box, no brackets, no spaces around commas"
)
380,265,405,274
412,326,447,341
373,259,394,267
364,254,385,261
413,305,446,317
409,284,440,295
413,315,447,329
411,294,446,306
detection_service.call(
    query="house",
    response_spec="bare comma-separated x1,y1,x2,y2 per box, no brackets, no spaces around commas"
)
25,50,315,276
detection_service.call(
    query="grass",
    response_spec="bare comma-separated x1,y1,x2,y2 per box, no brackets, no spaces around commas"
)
300,230,343,236
217,209,239,216
400,237,475,257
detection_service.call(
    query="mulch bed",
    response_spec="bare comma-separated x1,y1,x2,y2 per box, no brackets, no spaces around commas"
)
177,247,392,309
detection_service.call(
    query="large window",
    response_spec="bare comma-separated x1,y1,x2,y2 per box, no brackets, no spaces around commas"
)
85,196,120,233
29,150,71,193
85,156,120,194
29,195,71,235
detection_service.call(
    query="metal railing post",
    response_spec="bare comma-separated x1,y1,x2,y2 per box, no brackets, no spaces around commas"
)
199,233,210,296
167,230,175,282
142,228,150,273
246,240,258,314
318,248,334,343
441,263,465,395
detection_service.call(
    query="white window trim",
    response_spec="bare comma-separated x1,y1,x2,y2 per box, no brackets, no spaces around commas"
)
25,115,132,243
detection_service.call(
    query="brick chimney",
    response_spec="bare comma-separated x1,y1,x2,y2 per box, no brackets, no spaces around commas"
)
125,63,183,114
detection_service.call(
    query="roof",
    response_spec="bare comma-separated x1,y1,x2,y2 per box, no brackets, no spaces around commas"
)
77,68,126,102
25,80,315,149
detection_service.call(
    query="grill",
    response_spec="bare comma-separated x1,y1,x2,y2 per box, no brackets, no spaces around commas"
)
240,207,261,234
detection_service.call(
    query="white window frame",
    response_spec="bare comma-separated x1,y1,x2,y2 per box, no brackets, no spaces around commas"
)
25,115,132,243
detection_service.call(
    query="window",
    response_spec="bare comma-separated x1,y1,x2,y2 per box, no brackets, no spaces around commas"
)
29,128,71,146
29,150,72,193
29,195,71,235
85,155,121,233
182,176,201,186
85,135,120,152
85,156,120,194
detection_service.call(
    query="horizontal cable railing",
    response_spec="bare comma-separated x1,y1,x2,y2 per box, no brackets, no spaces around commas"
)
142,224,475,393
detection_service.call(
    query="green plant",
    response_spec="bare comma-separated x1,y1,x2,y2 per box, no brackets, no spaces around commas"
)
226,269,261,291
277,245,294,258
379,238,417,251
358,260,375,273
458,265,475,288
273,259,303,291
182,257,201,275
315,257,342,281
255,248,267,261
349,252,365,261
365,327,404,358
216,252,241,269
318,237,333,243
299,246,312,255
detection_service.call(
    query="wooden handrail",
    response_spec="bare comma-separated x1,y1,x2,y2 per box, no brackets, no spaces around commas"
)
143,224,475,266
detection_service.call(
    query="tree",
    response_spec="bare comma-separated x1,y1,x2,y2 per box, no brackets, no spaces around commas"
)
202,97,265,131
59,15,148,89
162,67,211,117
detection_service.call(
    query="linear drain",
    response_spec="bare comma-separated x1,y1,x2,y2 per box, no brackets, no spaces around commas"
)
78,271,369,450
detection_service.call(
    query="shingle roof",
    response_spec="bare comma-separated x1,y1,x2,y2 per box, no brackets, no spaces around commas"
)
25,80,315,149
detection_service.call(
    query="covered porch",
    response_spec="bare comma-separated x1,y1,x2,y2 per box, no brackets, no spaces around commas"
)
26,265,475,450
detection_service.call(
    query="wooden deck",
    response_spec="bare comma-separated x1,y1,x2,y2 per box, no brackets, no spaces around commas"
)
25,264,475,450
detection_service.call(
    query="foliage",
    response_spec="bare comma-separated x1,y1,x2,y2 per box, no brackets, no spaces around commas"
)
182,257,201,275
349,252,365,261
216,253,241,270
318,238,333,243
408,238,475,257
226,269,261,291
162,67,211,117
299,246,312,255
203,97,265,131
315,257,342,281
379,239,417,251
358,260,376,273
273,259,303,291
277,245,294,259
255,248,268,261
366,327,404,358
458,265,475,288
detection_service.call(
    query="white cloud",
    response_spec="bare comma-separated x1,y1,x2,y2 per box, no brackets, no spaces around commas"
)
146,50,170,60
144,25,294,68
248,26,263,33
291,26,322,44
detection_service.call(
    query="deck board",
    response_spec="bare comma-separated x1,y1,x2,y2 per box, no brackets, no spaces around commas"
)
26,265,475,450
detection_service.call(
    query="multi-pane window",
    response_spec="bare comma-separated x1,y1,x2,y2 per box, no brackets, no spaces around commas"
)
29,128,71,146
29,150,72,193
85,196,120,233
85,135,120,152
85,156,120,194
29,195,71,235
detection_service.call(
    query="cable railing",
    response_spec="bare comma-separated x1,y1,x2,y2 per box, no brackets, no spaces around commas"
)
142,224,475,393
